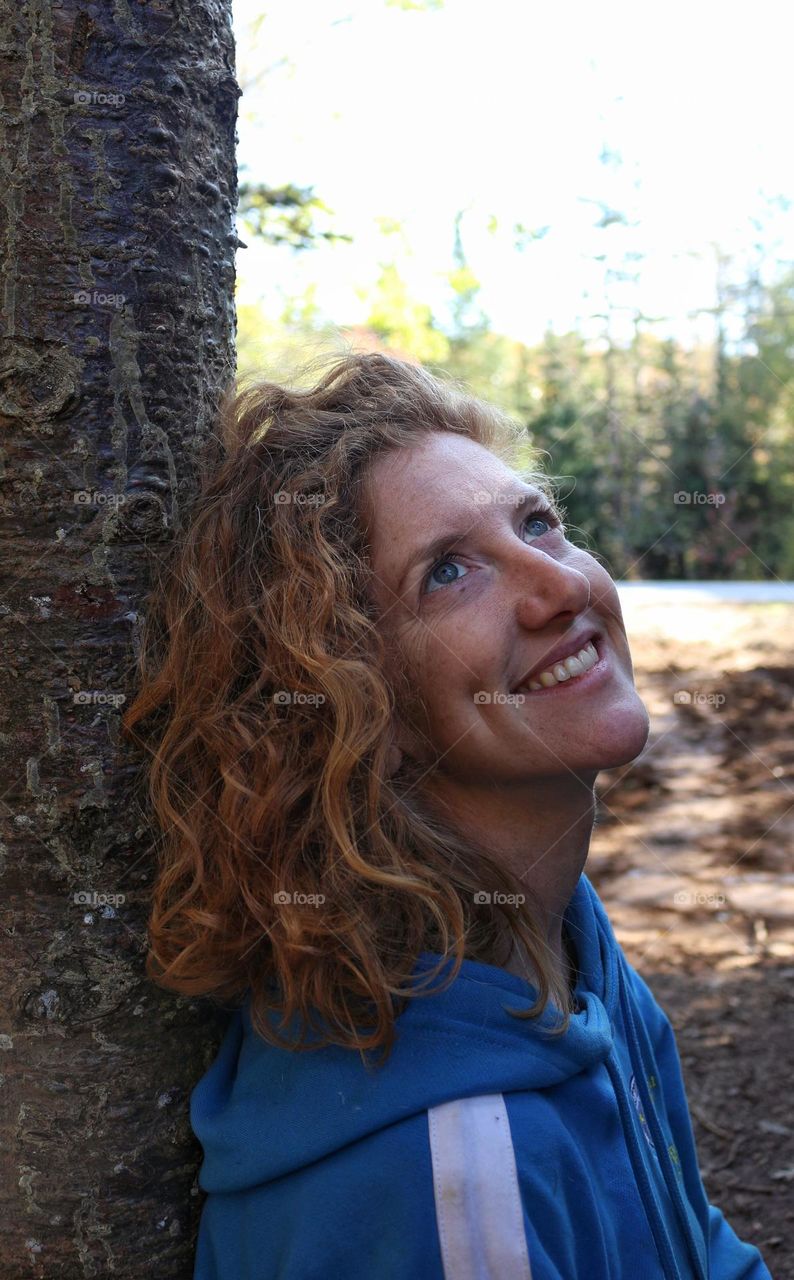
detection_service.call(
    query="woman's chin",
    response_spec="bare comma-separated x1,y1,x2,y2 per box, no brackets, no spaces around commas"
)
539,693,650,774
587,696,651,770
513,695,651,778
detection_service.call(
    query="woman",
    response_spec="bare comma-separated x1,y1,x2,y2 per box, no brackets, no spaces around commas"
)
124,351,771,1280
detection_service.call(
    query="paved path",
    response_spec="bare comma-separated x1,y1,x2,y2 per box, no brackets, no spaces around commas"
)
616,580,794,603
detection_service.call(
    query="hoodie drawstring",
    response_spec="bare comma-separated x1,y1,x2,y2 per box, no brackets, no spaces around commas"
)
604,1051,685,1280
616,958,709,1280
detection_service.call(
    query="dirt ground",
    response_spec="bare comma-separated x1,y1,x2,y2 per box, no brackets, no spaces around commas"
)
592,598,794,1278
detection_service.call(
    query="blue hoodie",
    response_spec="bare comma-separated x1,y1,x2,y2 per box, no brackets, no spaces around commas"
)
190,874,772,1279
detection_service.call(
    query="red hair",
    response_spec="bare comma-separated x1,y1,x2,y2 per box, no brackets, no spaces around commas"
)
122,349,573,1062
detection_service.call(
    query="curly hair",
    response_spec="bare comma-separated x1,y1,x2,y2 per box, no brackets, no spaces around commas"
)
122,348,574,1064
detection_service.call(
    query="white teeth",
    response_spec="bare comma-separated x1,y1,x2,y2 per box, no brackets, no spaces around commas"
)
537,671,558,688
522,640,599,692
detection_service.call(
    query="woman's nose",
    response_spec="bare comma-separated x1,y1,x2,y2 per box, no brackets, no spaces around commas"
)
512,545,592,629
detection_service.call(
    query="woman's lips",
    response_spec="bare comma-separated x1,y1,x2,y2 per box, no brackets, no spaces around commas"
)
512,630,601,692
513,636,610,697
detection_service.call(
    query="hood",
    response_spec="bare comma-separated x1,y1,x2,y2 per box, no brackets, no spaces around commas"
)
191,874,622,1195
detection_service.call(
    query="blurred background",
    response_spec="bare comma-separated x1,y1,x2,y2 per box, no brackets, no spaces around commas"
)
232,0,794,1263
233,0,794,582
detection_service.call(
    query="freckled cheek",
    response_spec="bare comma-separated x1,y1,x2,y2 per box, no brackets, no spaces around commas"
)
425,631,499,726
386,625,468,731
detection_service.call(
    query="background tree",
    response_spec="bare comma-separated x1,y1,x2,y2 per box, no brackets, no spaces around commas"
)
743,264,794,576
237,175,353,252
0,4,238,1276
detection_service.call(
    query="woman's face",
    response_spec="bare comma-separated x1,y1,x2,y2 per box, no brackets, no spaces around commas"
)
365,430,650,785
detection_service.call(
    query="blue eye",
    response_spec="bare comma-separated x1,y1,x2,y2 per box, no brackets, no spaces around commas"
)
425,560,468,591
525,515,553,538
422,508,559,595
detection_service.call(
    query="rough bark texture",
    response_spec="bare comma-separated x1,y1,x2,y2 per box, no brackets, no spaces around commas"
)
0,3,240,1275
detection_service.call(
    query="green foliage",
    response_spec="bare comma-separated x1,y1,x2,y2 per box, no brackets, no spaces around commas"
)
237,179,352,251
237,199,793,580
360,263,450,363
235,295,346,385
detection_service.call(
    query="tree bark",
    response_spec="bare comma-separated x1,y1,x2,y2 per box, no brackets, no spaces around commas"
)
0,3,239,1275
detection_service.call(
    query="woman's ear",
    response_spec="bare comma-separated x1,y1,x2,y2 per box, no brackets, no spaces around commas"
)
385,709,433,778
386,742,403,777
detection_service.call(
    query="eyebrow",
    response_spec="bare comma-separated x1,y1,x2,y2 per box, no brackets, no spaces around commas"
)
397,485,546,593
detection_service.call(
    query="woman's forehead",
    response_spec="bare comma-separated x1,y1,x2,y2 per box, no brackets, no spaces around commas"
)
367,433,520,523
365,437,536,595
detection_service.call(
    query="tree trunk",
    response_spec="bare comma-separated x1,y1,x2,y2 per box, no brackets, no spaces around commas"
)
0,3,240,1275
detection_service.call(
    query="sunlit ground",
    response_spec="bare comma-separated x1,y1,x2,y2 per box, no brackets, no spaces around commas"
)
591,601,794,1259
620,599,794,674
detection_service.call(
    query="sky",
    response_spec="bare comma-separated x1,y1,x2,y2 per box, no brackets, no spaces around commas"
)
231,0,794,350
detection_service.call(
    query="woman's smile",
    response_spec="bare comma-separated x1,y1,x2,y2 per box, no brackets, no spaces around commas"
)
510,635,610,697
